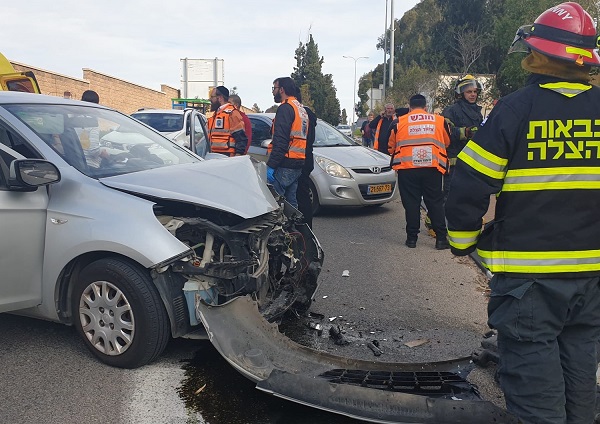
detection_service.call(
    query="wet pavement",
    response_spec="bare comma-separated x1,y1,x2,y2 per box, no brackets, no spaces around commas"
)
179,342,369,424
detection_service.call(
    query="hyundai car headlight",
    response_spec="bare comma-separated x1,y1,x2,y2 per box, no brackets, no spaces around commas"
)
316,156,352,179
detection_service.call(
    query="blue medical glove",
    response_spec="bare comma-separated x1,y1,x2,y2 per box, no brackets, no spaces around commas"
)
267,166,275,184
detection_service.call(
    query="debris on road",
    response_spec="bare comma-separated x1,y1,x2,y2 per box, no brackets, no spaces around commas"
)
308,311,324,320
306,322,323,336
329,325,349,346
367,341,383,356
328,317,337,322
342,270,350,277
194,384,207,395
404,339,429,348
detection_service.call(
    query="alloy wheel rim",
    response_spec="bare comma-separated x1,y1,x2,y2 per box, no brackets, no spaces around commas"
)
79,280,135,356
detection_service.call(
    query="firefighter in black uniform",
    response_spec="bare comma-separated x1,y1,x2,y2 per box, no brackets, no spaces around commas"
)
445,3,600,423
442,75,484,199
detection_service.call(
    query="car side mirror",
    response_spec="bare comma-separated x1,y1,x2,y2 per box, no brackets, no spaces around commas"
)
8,159,61,191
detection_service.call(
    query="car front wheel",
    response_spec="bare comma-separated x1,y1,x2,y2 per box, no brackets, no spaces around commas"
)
72,258,170,368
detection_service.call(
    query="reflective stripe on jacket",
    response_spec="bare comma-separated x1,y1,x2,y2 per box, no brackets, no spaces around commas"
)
388,109,450,173
207,103,236,155
268,97,307,160
445,75,600,277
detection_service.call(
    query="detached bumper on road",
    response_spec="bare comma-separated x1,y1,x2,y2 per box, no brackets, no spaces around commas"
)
197,296,517,423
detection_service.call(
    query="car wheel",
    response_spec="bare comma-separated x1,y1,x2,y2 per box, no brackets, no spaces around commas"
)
309,180,320,216
72,258,170,368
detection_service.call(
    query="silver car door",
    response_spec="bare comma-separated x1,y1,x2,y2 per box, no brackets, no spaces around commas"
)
0,136,46,313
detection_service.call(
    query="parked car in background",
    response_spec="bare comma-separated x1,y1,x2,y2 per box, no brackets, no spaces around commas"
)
248,113,398,213
0,92,322,369
335,124,352,137
131,108,210,156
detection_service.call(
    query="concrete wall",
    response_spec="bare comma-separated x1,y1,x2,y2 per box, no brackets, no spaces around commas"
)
11,62,179,115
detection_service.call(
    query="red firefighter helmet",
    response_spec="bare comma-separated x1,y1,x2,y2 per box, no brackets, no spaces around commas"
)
509,2,600,66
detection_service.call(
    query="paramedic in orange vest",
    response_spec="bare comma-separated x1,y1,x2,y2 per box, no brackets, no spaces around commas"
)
207,86,248,156
266,77,307,208
388,94,450,249
369,102,396,154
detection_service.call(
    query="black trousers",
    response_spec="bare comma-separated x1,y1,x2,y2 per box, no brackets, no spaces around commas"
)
296,173,313,228
397,168,447,239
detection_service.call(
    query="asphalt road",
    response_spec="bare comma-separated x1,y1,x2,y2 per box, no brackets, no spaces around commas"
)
0,196,503,423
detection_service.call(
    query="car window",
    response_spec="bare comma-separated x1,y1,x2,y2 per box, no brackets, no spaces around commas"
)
250,118,272,147
6,104,200,178
194,114,209,157
0,120,40,158
315,120,354,147
131,112,184,133
0,145,19,189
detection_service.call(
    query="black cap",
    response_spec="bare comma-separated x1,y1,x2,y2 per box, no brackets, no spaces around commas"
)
215,86,229,98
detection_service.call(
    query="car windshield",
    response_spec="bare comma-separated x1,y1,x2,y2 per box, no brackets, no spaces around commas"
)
5,103,200,178
131,112,184,133
315,120,356,147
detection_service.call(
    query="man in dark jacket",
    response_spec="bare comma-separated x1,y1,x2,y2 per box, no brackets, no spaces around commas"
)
445,3,600,422
369,103,396,154
267,77,307,208
442,75,484,197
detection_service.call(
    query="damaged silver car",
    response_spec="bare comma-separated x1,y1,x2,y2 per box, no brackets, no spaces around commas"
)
0,92,516,423
0,92,322,369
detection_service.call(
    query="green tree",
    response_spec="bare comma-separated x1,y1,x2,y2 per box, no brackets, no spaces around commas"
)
291,34,341,125
265,105,278,113
251,103,262,113
387,64,440,110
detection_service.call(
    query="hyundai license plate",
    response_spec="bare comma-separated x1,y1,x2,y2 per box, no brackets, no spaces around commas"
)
367,183,392,194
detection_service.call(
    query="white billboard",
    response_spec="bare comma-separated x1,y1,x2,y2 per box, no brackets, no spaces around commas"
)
180,58,224,100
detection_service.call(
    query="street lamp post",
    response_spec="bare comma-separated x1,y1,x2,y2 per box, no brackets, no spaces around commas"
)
343,55,368,131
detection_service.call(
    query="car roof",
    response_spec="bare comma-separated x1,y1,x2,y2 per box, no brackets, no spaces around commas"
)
249,112,338,127
248,112,276,119
132,109,184,115
0,91,110,108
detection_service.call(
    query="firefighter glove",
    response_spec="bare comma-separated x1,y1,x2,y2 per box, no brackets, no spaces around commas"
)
465,125,479,139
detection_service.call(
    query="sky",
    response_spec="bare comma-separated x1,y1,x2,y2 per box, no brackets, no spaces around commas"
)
2,0,420,121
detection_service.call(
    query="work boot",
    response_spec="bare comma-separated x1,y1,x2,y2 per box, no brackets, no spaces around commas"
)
405,237,417,248
435,237,450,250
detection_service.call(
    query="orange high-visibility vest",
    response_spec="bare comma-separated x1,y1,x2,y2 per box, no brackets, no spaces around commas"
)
373,115,396,151
207,103,237,156
268,97,307,160
388,109,450,174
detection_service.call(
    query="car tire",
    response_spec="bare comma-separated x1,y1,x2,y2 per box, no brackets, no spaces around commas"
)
309,180,320,216
72,258,170,368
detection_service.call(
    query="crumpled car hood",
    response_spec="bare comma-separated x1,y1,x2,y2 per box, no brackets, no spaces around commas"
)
99,155,279,218
315,145,391,168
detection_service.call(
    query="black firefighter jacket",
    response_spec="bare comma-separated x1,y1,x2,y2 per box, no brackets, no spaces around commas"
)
445,74,600,278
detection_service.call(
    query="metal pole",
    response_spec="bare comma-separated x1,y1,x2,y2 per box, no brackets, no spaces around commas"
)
389,0,394,88
343,55,368,129
382,0,388,102
182,57,188,99
370,71,373,112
